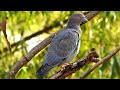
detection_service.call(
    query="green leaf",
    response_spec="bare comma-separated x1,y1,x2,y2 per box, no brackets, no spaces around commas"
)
110,56,120,79
114,56,120,78
110,58,116,79
99,69,103,79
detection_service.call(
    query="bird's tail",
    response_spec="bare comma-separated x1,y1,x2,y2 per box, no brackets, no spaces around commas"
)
36,65,51,79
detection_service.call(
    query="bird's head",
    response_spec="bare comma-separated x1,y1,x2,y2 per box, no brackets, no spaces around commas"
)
68,13,88,26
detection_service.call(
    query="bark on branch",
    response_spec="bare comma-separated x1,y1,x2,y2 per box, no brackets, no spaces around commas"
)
8,11,101,79
50,45,120,79
49,48,99,79
80,45,120,79
0,20,65,54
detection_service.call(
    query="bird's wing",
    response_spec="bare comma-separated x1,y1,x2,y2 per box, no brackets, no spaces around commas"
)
43,29,79,68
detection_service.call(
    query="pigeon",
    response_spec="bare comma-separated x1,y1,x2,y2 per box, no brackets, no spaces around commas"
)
36,13,88,79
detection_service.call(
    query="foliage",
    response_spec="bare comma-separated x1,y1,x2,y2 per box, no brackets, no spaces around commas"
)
0,11,120,79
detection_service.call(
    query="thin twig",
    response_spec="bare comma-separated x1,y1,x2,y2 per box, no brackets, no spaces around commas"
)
80,45,120,79
8,11,101,79
0,21,65,54
2,11,101,54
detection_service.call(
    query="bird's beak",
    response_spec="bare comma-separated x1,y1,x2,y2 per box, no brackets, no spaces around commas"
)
83,17,88,22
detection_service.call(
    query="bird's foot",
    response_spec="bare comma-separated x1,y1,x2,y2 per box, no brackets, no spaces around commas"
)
60,63,70,71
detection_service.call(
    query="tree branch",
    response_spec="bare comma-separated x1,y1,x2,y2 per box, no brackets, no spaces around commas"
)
49,48,99,79
8,11,101,79
0,20,66,54
80,45,120,79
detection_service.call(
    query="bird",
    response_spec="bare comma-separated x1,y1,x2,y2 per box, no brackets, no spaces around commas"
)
36,13,88,79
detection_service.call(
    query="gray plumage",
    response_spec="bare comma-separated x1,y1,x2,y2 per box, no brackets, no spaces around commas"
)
36,13,88,79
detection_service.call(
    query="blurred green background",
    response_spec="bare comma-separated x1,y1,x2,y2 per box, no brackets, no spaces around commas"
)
0,11,120,79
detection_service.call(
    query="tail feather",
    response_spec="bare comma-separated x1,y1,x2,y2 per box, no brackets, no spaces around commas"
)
36,65,51,79
36,70,48,79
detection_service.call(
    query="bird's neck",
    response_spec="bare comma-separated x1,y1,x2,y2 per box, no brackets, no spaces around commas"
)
67,22,80,30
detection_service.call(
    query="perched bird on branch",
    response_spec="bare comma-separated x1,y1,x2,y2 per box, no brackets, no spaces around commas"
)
36,13,88,79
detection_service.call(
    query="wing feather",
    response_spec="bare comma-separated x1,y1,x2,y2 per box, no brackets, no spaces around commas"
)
42,29,79,70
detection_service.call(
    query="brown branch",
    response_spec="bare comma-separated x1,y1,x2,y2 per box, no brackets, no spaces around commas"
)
49,48,100,79
80,45,120,79
8,11,101,79
0,17,12,54
0,20,66,54
2,11,100,54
